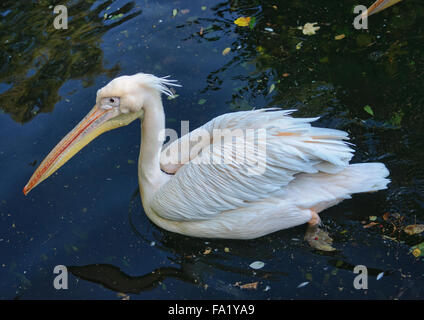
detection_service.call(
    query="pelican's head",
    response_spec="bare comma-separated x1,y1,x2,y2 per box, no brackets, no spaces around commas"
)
23,73,179,195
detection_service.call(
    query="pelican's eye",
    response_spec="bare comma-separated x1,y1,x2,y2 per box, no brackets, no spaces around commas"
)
100,97,120,110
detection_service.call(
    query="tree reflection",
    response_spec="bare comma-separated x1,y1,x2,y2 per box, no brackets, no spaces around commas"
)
0,0,141,123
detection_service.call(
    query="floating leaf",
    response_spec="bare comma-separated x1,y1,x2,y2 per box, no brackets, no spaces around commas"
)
376,272,384,280
364,105,374,116
410,242,424,257
298,22,320,35
222,47,231,56
249,17,256,30
201,6,207,11
335,34,346,40
363,222,378,229
249,261,265,270
268,83,275,94
172,9,178,17
198,98,207,105
297,281,309,288
296,41,303,50
240,282,258,290
203,248,212,255
369,216,377,221
382,212,390,221
412,248,421,258
404,224,424,235
224,247,230,253
234,17,251,27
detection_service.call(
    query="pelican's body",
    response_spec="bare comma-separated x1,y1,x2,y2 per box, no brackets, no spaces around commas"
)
147,108,389,239
23,73,390,245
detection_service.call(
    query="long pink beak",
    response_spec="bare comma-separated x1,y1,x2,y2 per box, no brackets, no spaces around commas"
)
23,106,120,195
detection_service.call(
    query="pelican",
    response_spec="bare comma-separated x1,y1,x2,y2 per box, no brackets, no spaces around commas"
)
23,73,390,250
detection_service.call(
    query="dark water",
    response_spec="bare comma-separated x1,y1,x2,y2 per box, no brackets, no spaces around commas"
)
1,0,423,299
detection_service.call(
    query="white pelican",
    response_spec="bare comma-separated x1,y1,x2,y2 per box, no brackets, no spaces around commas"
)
23,73,390,250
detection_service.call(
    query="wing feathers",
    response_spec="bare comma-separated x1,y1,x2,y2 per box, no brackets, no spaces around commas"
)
153,109,354,221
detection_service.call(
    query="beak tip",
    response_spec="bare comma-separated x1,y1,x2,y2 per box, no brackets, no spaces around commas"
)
23,184,30,196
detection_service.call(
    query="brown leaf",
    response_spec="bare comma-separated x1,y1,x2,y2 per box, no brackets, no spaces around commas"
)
363,222,378,229
240,282,258,290
404,224,424,235
382,212,390,221
203,248,212,255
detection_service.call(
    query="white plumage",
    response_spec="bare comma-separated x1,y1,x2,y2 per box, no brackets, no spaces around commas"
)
149,107,389,239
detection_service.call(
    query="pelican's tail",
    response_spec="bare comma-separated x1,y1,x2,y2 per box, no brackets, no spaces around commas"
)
283,162,390,213
341,162,390,193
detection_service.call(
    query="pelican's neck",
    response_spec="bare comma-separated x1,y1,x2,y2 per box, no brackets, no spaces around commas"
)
138,93,168,200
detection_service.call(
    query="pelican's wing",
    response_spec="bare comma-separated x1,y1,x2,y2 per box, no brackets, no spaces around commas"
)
154,109,354,221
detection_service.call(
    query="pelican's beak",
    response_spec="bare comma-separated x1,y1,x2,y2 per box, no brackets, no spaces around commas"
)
363,0,403,17
23,105,143,195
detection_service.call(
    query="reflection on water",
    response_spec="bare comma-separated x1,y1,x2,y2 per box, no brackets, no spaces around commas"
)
68,263,199,294
0,0,141,123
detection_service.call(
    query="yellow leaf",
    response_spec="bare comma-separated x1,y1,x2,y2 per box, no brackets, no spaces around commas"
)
234,17,251,27
203,248,212,255
335,34,346,40
412,248,421,258
222,47,231,56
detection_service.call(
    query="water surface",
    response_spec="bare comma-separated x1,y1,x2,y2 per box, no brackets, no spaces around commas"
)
0,0,423,299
